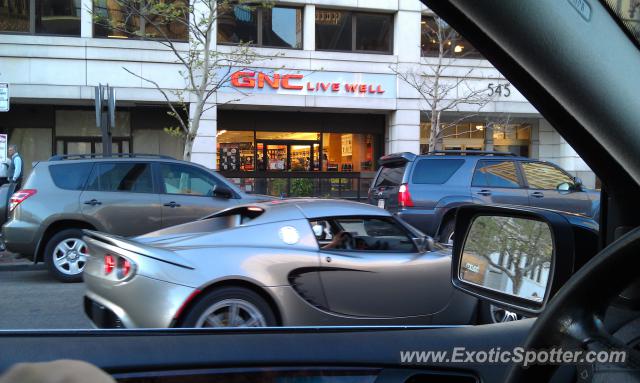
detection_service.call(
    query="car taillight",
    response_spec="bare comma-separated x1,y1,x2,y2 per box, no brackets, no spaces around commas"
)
117,257,132,279
9,189,37,212
104,255,116,275
398,184,414,207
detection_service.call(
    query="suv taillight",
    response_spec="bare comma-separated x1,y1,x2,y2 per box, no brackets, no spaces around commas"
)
398,184,414,208
9,189,37,212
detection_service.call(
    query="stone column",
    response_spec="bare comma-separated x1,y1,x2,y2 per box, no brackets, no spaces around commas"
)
190,103,218,169
303,5,315,51
387,110,421,154
80,0,93,38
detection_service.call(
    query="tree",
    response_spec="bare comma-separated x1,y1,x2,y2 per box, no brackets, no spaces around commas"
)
391,15,495,152
92,0,270,160
464,216,553,295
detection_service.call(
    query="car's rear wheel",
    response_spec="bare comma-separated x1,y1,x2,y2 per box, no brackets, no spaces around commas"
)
44,228,88,283
181,287,277,328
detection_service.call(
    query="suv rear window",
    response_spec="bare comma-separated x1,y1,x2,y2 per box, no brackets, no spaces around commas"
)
374,165,406,187
49,163,93,191
411,159,464,184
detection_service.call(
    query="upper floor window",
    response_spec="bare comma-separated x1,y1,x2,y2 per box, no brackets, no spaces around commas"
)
315,9,393,54
0,0,80,36
93,0,188,41
421,15,482,58
217,3,302,49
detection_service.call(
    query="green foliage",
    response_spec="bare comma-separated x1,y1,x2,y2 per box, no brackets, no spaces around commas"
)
290,178,314,197
269,178,287,197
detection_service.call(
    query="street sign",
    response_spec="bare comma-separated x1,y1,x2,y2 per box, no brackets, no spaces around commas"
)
0,83,9,112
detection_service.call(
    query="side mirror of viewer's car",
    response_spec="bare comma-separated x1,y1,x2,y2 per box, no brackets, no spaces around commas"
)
451,205,576,316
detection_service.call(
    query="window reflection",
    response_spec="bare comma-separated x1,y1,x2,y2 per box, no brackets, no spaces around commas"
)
421,15,482,58
0,0,30,32
36,0,81,36
262,7,302,48
316,9,393,53
217,2,258,44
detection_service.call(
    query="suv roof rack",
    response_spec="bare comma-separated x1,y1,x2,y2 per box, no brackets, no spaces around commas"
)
48,153,175,161
427,150,517,156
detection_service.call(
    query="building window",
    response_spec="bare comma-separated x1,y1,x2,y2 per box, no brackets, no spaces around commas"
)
421,15,482,58
93,0,188,41
217,3,302,49
316,9,393,54
1,0,80,35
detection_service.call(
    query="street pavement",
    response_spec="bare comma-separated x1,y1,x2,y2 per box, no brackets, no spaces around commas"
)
0,268,92,329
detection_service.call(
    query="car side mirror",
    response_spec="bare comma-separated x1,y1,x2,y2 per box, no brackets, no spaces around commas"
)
414,235,435,253
213,184,233,199
573,176,584,190
557,182,571,191
451,205,575,315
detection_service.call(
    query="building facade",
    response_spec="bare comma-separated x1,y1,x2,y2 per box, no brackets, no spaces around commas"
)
0,0,597,198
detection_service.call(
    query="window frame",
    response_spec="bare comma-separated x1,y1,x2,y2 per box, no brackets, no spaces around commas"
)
154,162,224,197
85,161,156,194
0,0,81,37
315,8,394,55
471,159,525,189
312,215,418,254
519,160,577,191
217,4,303,50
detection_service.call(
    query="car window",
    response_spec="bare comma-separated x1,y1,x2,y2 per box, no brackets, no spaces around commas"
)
374,165,405,187
521,162,574,190
472,160,521,188
412,159,464,184
49,163,93,190
86,163,154,193
316,217,416,252
159,163,220,196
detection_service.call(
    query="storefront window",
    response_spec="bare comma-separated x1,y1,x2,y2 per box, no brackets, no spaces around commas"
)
0,0,30,32
316,9,393,54
218,4,302,49
93,0,188,41
421,15,482,58
1,0,80,35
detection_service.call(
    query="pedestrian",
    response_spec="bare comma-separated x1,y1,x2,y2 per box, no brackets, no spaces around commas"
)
7,144,23,190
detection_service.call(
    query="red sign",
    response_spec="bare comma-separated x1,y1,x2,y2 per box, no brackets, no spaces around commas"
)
230,71,386,95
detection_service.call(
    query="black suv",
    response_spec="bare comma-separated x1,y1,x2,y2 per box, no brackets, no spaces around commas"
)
367,151,600,243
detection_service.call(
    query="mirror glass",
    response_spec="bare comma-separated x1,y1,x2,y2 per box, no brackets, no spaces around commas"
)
557,182,571,191
459,216,553,302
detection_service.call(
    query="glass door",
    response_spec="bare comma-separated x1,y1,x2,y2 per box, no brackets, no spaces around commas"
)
266,144,287,171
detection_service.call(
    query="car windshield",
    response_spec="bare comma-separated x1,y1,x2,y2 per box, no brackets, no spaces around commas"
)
4,1,640,380
603,0,640,46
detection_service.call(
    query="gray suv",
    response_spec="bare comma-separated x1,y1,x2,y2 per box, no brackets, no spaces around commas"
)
368,151,600,243
2,154,267,282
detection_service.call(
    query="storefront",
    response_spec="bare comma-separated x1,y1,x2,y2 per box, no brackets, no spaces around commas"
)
216,110,384,199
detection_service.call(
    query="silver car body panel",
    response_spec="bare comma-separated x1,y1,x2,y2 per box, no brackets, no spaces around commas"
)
83,199,478,328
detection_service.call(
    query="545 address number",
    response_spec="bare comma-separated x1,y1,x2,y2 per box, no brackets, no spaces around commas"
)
487,83,511,97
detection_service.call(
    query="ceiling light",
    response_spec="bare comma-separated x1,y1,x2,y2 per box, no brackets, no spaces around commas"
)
454,45,464,53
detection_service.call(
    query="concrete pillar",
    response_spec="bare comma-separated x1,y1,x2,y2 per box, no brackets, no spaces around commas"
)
303,5,315,51
387,110,421,154
190,103,217,169
80,0,93,38
484,125,494,152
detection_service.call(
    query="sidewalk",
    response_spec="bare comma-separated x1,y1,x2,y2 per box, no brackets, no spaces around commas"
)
0,251,43,271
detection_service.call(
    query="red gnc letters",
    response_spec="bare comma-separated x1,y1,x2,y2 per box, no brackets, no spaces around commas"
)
230,71,385,94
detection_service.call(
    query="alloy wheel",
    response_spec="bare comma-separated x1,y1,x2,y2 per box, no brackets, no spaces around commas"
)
195,299,267,328
52,238,88,276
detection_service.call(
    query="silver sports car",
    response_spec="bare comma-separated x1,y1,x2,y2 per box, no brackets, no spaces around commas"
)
83,199,478,328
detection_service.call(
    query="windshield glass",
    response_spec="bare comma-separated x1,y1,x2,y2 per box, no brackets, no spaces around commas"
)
603,0,640,45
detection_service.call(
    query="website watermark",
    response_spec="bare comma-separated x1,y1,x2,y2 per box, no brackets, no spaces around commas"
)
400,347,627,367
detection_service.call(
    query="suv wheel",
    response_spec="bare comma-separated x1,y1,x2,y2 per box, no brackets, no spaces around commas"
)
438,218,455,245
44,228,88,283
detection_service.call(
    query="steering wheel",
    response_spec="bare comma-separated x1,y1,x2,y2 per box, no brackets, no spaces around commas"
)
506,227,640,382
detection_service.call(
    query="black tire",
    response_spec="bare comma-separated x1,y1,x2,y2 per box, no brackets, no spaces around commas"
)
181,287,277,328
44,228,88,283
438,218,456,245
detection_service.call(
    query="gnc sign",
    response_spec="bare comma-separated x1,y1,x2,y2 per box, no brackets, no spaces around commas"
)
221,69,396,98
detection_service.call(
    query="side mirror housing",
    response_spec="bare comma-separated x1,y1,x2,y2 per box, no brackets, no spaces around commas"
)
414,235,435,253
573,176,584,191
451,205,575,315
213,184,234,199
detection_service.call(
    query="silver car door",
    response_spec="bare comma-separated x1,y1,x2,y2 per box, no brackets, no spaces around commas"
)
316,216,453,318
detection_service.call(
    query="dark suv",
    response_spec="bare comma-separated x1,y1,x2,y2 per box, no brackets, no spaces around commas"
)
367,151,600,243
1,154,267,282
